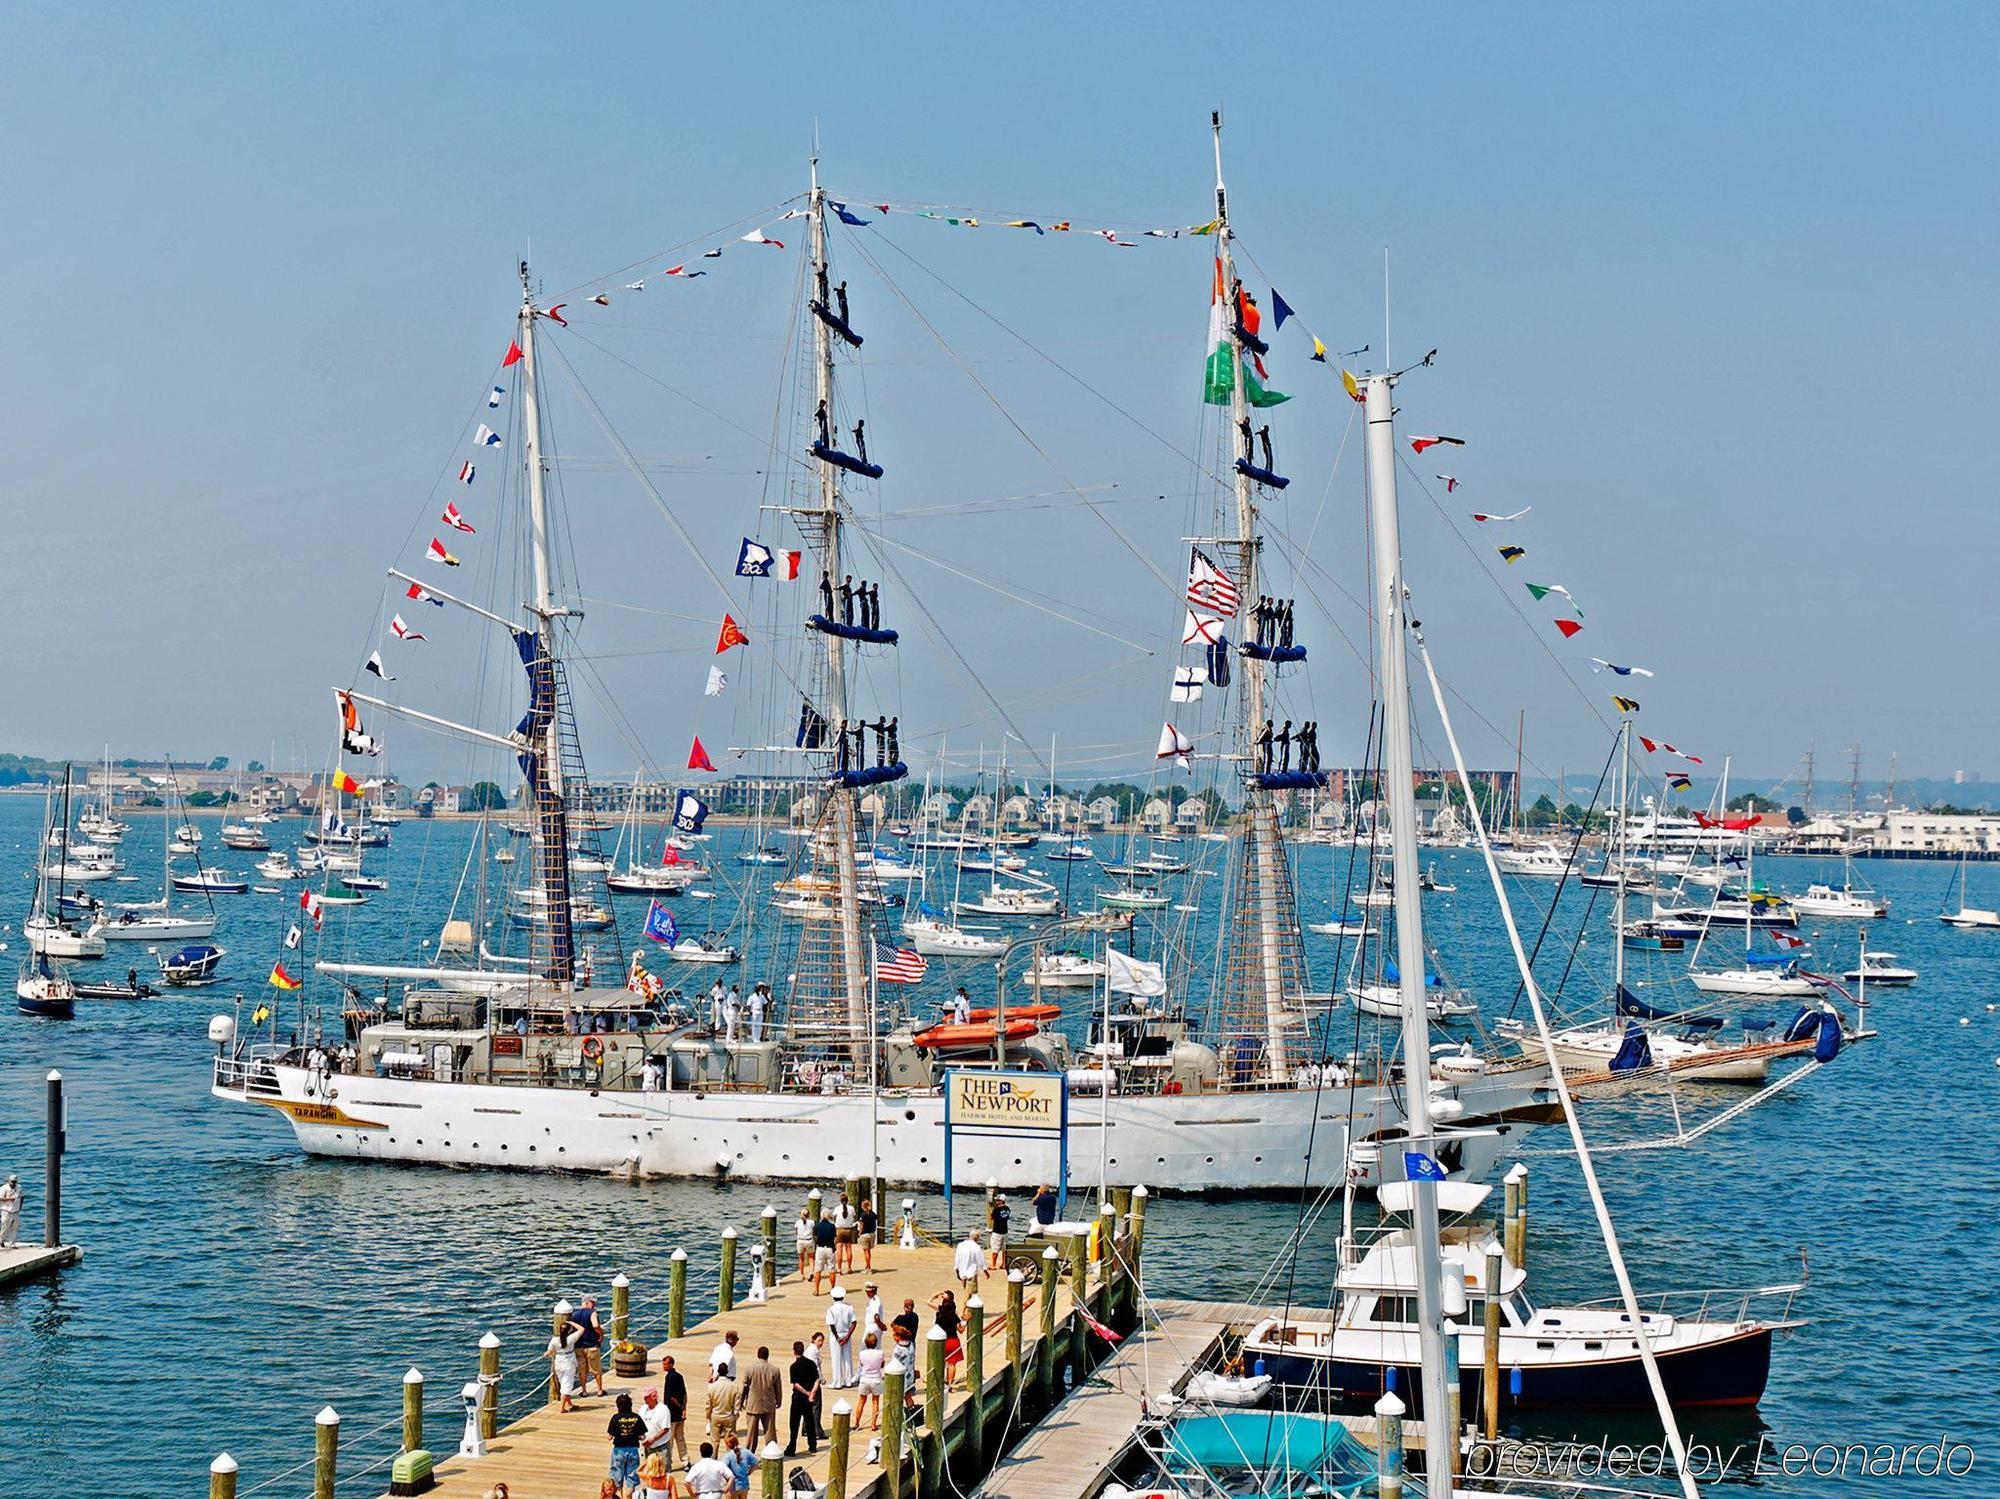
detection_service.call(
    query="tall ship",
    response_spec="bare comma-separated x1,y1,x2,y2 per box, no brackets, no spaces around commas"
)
211,132,1556,1192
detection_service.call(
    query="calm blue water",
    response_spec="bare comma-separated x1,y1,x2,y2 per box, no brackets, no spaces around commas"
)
0,797,1994,1497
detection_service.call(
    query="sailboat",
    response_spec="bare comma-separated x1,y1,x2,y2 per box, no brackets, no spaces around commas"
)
26,772,108,960
100,763,222,941
1938,851,2000,928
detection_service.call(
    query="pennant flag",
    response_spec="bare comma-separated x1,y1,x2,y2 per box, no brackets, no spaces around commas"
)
1436,474,1462,492
1006,220,1045,234
1155,723,1193,769
1611,694,1642,713
716,614,749,653
1096,229,1136,248
776,550,802,580
1170,666,1204,703
1191,219,1220,236
456,460,475,486
487,385,505,408
1410,435,1465,455
284,923,302,950
1525,583,1582,615
364,650,393,681
876,944,929,984
740,229,786,249
1667,773,1693,791
735,538,775,577
830,201,871,226
1082,1310,1124,1345
268,961,301,991
474,423,502,447
1696,812,1760,832
336,689,360,733
705,665,727,697
643,899,679,946
1553,619,1585,639
1589,659,1655,678
687,736,716,772
343,730,380,757
538,304,567,326
660,265,708,279
589,293,610,307
672,789,710,835
1497,545,1526,565
406,582,444,607
625,280,646,292
300,890,324,930
441,501,476,534
1470,507,1531,523
1270,287,1295,331
1204,260,1288,407
502,341,523,367
390,614,426,641
427,538,461,567
330,770,362,796
1403,1151,1449,1183
250,1002,272,1025
1770,929,1807,949
1638,737,1702,764
1314,337,1331,365
702,248,722,258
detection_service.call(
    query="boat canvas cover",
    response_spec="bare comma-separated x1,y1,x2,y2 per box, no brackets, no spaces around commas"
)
1615,985,1723,1029
1166,1412,1374,1488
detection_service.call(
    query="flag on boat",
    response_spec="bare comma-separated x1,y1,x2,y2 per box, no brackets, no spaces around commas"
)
643,900,678,946
1313,334,1332,366
715,614,749,653
1155,723,1193,770
1770,930,1806,949
775,550,801,580
538,304,567,326
1081,1310,1124,1345
1270,287,1295,331
284,923,302,950
474,424,502,448
487,385,505,408
740,229,786,248
660,844,683,866
1666,772,1692,792
705,665,727,697
1170,666,1204,703
672,790,710,835
330,770,362,797
1497,546,1525,565
406,583,444,607
1409,435,1464,454
441,502,475,534
687,736,716,772
1183,546,1238,644
1591,659,1654,678
735,538,776,577
1610,694,1641,713
1436,475,1462,492
1553,619,1584,639
251,1003,272,1025
1637,737,1701,763
1105,947,1166,998
1525,583,1581,615
1695,812,1759,832
1403,1151,1449,1183
830,201,871,226
457,460,475,485
390,614,426,641
502,341,523,367
1203,260,1288,407
876,945,929,984
427,538,461,567
589,293,609,307
300,890,324,930
344,729,381,757
336,690,360,732
1470,507,1530,523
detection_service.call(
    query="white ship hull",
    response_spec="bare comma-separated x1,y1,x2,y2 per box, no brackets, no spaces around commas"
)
212,1057,1551,1194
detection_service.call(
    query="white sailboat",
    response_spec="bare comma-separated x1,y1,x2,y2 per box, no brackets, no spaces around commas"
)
1939,851,2000,928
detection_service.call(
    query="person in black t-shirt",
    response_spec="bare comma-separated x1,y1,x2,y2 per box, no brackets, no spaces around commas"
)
607,1392,646,1498
812,1210,839,1293
858,1198,879,1272
784,1338,821,1456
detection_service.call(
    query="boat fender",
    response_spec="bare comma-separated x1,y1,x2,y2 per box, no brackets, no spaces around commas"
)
580,1035,605,1061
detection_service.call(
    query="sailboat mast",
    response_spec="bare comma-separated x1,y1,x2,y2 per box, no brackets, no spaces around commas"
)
1360,368,1456,1498
1613,721,1629,1004
1212,111,1289,1076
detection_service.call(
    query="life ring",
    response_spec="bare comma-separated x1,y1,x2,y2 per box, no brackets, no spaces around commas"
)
580,1035,605,1061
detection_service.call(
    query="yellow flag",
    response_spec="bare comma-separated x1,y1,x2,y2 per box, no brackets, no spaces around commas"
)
1340,366,1359,398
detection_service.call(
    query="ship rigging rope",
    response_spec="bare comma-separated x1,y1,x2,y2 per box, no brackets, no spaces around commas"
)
546,194,807,303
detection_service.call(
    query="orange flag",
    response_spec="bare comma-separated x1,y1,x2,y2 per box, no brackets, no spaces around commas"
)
716,614,749,653
331,770,363,796
688,736,716,772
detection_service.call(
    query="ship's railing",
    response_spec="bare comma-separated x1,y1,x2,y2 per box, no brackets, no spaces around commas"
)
213,1053,286,1098
1571,1277,1807,1330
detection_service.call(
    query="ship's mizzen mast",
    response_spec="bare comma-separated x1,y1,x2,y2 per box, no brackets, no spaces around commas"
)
1209,111,1304,1082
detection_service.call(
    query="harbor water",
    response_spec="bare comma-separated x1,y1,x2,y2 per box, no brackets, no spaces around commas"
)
1,798,1995,1496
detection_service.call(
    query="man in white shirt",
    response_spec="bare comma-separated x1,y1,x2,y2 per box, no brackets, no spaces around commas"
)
950,987,972,1024
0,1175,19,1249
953,1227,984,1290
722,986,740,1044
710,1330,739,1381
863,1282,887,1343
685,1442,732,1495
825,1286,859,1387
746,985,767,1043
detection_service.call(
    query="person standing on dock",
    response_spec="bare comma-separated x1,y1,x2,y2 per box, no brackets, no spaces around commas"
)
575,1294,608,1397
546,1315,584,1414
987,1192,1011,1271
832,1192,859,1274
1033,1182,1058,1234
0,1175,19,1249
811,1207,838,1293
656,1354,690,1468
858,1196,879,1272
721,1432,754,1493
855,1332,885,1431
607,1392,647,1498
953,1226,984,1289
703,1364,739,1446
685,1442,731,1497
825,1284,859,1387
709,1329,740,1381
794,1205,815,1280
784,1339,821,1456
739,1345,782,1454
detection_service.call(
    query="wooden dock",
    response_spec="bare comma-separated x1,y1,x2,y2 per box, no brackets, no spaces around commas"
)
0,1242,81,1289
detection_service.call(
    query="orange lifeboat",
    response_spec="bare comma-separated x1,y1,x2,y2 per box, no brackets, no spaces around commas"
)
967,1003,1061,1024
912,1018,1041,1050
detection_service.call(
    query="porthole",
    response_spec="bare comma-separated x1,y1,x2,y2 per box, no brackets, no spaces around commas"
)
904,1110,917,1122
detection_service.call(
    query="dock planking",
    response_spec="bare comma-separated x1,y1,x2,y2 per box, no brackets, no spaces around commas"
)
0,1242,82,1289
396,1233,1089,1499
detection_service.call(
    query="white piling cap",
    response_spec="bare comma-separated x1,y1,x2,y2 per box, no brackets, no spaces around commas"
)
1132,1185,1148,1199
479,1331,501,1348
902,1198,915,1210
985,1177,999,1189
1008,1269,1026,1283
1043,1245,1060,1259
1375,1390,1406,1418
403,1366,424,1385
832,1399,853,1416
316,1405,341,1425
722,1226,738,1239
761,1441,784,1461
672,1248,688,1262
1099,1202,1116,1215
966,1295,984,1310
809,1187,823,1200
884,1358,906,1377
926,1325,948,1340
612,1272,630,1288
761,1204,778,1219
1505,1163,1528,1183
47,1069,62,1081
554,1298,574,1317
210,1454,238,1474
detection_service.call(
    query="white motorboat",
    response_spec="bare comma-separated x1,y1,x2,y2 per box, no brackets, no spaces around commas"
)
1789,883,1887,919
665,934,740,964
173,869,251,895
493,847,516,865
1098,885,1169,912
1020,950,1106,989
1181,1370,1273,1407
1844,950,1917,987
220,822,271,852
956,885,1062,919
341,874,389,892
256,852,304,881
1306,916,1370,936
960,850,1028,875
737,845,787,866
1493,841,1569,878
26,913,107,959
1045,841,1095,862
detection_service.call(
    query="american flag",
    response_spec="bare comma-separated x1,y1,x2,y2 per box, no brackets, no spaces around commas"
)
1185,547,1241,616
876,944,929,984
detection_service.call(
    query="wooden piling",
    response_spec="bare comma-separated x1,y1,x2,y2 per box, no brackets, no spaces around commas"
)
1503,1163,1528,1269
826,1399,853,1499
44,1070,63,1249
1036,1246,1059,1409
759,1440,784,1499
922,1327,947,1495
1004,1270,1025,1425
719,1227,738,1314
549,1299,573,1402
1376,1390,1405,1499
401,1366,423,1452
669,1248,689,1339
1483,1249,1504,1441
611,1271,631,1344
1111,1184,1133,1225
761,1206,780,1286
1129,1184,1149,1263
1066,1234,1089,1380
963,1296,986,1467
208,1453,237,1499
477,1332,500,1441
881,1359,908,1499
313,1405,339,1499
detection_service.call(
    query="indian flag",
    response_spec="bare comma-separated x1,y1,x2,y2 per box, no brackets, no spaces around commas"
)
1203,260,1288,408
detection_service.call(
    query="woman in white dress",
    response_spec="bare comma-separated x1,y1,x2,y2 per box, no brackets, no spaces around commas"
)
854,1332,885,1431
544,1315,584,1413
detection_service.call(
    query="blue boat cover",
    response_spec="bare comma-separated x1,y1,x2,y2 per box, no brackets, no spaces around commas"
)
1382,961,1443,989
808,615,899,646
810,300,863,347
1744,950,1790,966
832,762,909,789
1616,985,1723,1028
1250,769,1328,790
809,441,884,480
1240,641,1307,663
1608,1022,1654,1072
1166,1412,1376,1488
1814,1011,1842,1062
1233,457,1291,490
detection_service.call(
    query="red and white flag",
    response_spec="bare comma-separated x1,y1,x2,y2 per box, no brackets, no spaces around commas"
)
390,614,426,641
456,460,475,486
427,538,461,567
1469,507,1531,523
1410,435,1465,454
441,502,475,534
777,550,802,580
300,890,324,931
876,944,929,984
1183,546,1239,644
739,230,785,249
406,582,444,607
1155,723,1193,770
537,304,567,326
1436,474,1463,492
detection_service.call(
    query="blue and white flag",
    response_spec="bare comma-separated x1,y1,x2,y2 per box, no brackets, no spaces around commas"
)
643,900,678,945
735,538,775,578
1403,1151,1449,1183
830,201,872,226
487,385,505,409
672,789,710,836
474,423,503,447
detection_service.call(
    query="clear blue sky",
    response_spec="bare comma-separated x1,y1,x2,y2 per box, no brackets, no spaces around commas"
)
2,2,1993,793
